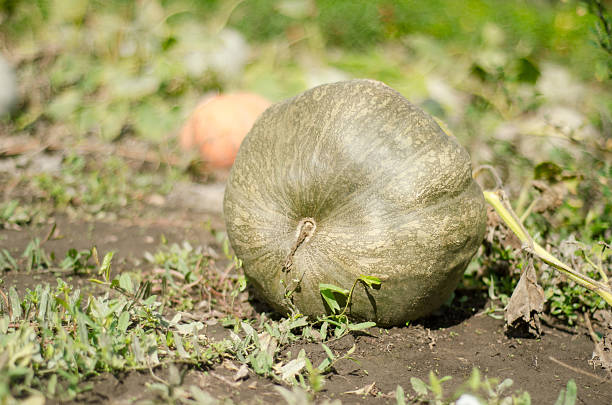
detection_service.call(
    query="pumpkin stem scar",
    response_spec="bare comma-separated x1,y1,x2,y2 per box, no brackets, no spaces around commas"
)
283,218,316,271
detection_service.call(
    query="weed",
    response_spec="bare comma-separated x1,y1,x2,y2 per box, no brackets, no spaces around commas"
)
0,249,17,272
21,238,52,272
554,379,577,405
0,200,33,228
409,371,453,404
317,275,381,339
0,251,233,403
143,240,247,315
395,368,541,404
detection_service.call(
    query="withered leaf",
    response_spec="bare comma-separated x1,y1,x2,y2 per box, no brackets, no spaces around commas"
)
344,382,377,396
486,206,522,250
233,363,249,381
505,260,545,337
532,180,567,214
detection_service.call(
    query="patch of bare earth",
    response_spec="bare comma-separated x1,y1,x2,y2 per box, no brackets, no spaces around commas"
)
1,205,611,404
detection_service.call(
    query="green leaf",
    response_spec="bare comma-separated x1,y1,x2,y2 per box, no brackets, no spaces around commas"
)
320,289,341,313
119,273,134,294
564,380,577,404
348,321,376,331
359,275,382,288
410,377,429,396
320,321,328,341
46,89,81,121
278,357,307,381
1,200,17,218
37,285,50,322
467,368,481,391
496,378,513,395
554,379,577,405
131,335,145,363
396,385,406,405
55,296,70,312
515,57,540,84
79,101,129,141
251,350,273,375
47,373,58,396
99,251,114,280
287,316,309,330
132,100,181,142
534,161,563,182
0,249,17,271
334,322,348,338
0,316,8,334
319,283,349,296
319,283,349,314
241,322,258,341
9,287,21,321
429,371,443,397
321,343,335,361
117,311,130,333
173,332,189,359
317,357,331,372
516,391,532,405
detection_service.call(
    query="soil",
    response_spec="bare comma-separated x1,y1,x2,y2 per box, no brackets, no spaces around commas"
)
1,199,611,405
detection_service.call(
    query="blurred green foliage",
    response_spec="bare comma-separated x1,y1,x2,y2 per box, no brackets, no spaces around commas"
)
1,0,609,141
229,0,608,78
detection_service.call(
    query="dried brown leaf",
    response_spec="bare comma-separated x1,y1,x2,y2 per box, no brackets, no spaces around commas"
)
532,180,567,214
485,206,522,250
233,363,249,381
344,382,377,396
505,260,545,337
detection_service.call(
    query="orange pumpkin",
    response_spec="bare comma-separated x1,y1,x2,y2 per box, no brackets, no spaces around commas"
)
180,93,271,169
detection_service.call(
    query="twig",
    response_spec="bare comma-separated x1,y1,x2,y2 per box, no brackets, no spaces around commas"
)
210,371,242,387
152,268,186,280
584,312,600,344
184,276,204,290
219,262,236,285
583,312,612,380
548,356,608,383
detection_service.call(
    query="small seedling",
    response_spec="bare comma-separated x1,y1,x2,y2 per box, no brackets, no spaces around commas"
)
317,275,381,339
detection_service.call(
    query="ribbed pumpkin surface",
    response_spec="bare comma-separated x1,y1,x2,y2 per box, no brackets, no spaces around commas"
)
223,79,486,326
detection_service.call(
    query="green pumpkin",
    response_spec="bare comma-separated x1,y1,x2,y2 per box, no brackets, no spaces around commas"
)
223,79,486,326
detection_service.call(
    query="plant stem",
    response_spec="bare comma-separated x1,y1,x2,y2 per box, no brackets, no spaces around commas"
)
339,278,360,317
483,190,612,306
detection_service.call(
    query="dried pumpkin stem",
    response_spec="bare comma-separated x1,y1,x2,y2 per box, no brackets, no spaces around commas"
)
283,218,316,271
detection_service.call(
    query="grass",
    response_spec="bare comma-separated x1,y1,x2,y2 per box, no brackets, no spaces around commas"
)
0,236,582,404
0,236,387,403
